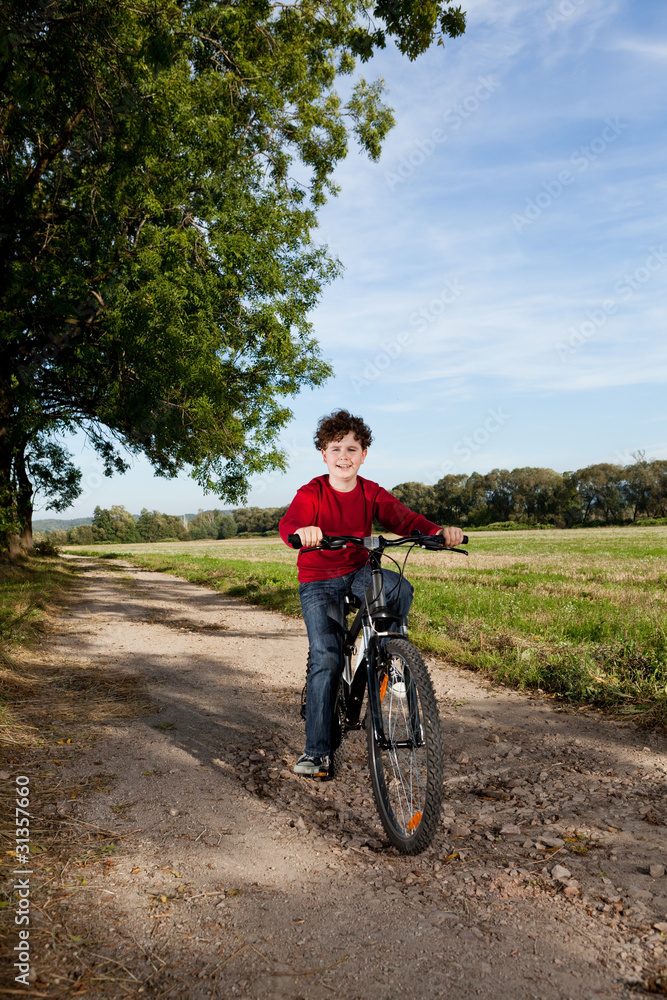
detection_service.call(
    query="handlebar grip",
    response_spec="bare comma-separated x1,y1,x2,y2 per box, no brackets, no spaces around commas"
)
287,534,302,549
462,534,468,544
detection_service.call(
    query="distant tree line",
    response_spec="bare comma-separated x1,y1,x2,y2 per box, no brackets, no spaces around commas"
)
42,505,286,545
392,456,667,528
38,456,667,546
233,507,288,535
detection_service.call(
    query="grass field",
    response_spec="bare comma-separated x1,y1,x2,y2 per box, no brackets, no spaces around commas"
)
0,556,78,748
0,557,74,661
66,526,667,726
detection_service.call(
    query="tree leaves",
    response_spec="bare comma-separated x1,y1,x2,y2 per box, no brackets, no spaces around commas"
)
0,0,466,542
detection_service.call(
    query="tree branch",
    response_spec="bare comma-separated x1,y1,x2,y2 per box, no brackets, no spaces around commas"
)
23,107,87,196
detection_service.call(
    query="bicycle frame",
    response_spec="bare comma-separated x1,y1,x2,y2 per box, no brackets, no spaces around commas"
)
340,546,417,752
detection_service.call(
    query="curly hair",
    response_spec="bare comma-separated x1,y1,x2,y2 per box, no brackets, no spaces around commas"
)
314,409,373,451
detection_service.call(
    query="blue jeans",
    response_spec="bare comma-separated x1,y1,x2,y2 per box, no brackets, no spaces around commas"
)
299,566,414,757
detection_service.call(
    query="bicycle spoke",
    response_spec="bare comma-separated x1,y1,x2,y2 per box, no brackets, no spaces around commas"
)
380,659,427,832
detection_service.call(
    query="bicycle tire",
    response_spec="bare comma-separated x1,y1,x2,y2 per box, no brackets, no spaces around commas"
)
367,638,444,854
329,676,346,779
300,650,311,721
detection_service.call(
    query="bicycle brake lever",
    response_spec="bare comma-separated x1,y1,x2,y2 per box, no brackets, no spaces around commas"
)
420,538,468,555
300,538,345,552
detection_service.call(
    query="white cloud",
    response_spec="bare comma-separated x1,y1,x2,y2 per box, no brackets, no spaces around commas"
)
606,38,667,59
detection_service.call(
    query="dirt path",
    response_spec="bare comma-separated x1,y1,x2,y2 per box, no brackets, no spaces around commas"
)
19,557,667,998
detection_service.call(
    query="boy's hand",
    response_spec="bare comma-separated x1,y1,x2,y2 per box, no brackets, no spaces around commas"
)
297,525,323,548
437,526,464,546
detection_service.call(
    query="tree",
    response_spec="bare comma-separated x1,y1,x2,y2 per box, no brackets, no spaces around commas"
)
460,472,491,526
14,438,83,553
431,474,468,523
554,471,580,528
188,509,219,540
68,524,94,545
622,452,651,521
622,453,667,520
482,469,515,523
92,505,141,542
91,507,116,543
647,461,667,518
136,508,187,542
575,464,627,524
233,505,287,534
0,0,466,553
503,467,564,524
188,508,237,539
391,482,437,518
216,513,237,539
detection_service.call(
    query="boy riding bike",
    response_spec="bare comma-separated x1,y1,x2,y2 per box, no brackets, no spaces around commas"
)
279,409,463,777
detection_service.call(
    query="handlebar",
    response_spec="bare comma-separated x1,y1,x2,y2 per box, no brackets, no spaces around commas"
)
287,533,361,551
286,532,468,554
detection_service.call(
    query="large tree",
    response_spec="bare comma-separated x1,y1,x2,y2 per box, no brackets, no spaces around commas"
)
0,0,465,552
575,463,627,524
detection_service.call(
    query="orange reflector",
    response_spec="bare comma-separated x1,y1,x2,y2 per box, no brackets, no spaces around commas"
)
379,674,388,702
407,811,422,831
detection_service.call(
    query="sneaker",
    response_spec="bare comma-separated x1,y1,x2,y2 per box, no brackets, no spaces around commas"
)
387,662,406,698
293,753,330,777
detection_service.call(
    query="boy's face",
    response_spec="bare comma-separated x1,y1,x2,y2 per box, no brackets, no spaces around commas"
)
321,431,367,486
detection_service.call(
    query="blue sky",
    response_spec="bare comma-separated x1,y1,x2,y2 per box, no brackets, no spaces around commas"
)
49,0,667,518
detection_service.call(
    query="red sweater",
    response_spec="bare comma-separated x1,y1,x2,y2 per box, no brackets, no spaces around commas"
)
279,475,441,582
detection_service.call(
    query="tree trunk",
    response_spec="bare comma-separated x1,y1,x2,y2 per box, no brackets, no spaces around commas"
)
6,532,21,559
0,437,20,559
20,516,33,554
15,442,34,554
0,438,34,557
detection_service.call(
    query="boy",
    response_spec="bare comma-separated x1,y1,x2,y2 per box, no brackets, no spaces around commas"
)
279,409,463,777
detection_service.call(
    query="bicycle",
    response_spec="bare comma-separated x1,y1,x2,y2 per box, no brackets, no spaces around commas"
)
287,531,469,855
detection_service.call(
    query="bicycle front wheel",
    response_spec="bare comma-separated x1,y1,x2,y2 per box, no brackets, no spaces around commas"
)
367,638,444,854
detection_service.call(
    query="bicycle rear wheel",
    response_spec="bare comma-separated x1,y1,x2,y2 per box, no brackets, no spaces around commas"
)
329,676,346,779
367,638,444,854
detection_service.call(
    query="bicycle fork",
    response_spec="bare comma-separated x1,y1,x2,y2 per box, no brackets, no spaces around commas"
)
341,554,425,751
341,632,425,752
366,646,424,752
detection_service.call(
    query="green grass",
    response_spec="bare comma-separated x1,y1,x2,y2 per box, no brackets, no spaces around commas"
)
66,526,667,726
0,556,75,660
0,555,77,746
